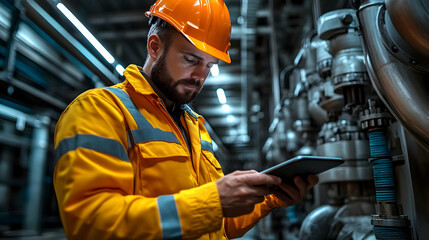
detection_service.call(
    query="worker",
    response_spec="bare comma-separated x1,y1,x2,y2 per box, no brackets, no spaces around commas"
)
53,0,319,239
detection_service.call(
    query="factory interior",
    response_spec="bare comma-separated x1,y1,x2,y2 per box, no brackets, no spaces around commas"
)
0,0,428,239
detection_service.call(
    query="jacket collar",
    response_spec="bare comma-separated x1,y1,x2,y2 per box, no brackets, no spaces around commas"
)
123,64,157,96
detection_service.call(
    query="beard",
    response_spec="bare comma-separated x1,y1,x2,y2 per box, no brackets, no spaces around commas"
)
151,52,202,105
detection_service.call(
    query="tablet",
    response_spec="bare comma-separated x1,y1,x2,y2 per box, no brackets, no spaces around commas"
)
260,156,344,181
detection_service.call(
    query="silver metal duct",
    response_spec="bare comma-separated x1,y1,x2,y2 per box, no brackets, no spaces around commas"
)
358,1,429,151
385,0,429,59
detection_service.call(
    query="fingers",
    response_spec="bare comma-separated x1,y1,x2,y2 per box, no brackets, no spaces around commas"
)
272,175,319,207
231,170,259,176
272,188,296,206
217,171,281,218
278,181,302,202
240,173,282,186
293,176,307,198
307,174,319,189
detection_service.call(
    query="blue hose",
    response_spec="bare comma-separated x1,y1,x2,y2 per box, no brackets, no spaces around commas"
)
373,226,411,240
369,131,411,239
369,131,396,201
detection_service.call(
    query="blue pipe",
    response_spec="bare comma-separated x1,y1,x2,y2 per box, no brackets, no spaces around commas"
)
369,131,396,201
368,131,411,239
373,226,411,240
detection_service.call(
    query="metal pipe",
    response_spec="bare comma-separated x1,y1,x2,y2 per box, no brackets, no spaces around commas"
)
268,0,281,108
358,1,429,151
299,205,339,240
385,0,429,59
23,115,50,233
23,0,119,85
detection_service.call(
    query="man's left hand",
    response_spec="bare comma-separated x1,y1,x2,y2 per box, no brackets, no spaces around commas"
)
270,174,319,207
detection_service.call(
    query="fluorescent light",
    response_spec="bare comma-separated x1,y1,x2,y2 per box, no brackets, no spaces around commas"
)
57,3,115,64
210,64,219,77
216,88,227,104
221,104,230,112
115,64,125,76
226,115,236,123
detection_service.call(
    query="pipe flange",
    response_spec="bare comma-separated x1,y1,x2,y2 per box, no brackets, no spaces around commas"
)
317,58,332,78
332,72,368,93
377,5,429,73
375,202,401,216
371,215,410,228
360,106,391,130
317,120,367,144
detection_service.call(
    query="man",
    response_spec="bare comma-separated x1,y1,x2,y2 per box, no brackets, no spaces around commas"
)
53,0,318,239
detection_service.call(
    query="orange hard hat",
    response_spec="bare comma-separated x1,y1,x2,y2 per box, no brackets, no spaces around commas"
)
146,0,232,63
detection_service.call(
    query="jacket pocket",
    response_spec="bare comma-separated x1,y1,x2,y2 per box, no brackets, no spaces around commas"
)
202,150,224,182
135,142,196,197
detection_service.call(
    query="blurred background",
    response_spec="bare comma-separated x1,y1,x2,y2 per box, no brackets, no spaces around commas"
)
0,0,428,239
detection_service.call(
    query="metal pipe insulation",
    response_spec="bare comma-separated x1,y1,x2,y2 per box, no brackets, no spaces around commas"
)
357,1,429,151
385,0,429,59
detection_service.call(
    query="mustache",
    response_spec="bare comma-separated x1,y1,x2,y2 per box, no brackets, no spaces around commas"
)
175,78,202,88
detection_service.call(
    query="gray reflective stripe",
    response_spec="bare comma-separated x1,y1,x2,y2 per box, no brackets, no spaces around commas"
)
201,140,213,153
105,87,152,129
181,104,198,119
130,129,180,144
157,195,182,239
55,134,129,163
105,87,180,144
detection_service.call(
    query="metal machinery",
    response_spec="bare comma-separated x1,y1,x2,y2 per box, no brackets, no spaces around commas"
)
263,0,429,239
0,0,428,239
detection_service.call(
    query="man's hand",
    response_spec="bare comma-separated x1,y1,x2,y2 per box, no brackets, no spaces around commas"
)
271,175,319,207
216,170,281,217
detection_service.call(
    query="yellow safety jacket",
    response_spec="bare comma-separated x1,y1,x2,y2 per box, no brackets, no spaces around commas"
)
54,64,282,239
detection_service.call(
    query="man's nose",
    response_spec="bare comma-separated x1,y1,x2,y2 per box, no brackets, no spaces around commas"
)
191,65,209,81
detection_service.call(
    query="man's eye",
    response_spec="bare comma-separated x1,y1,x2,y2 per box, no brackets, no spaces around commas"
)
184,57,197,64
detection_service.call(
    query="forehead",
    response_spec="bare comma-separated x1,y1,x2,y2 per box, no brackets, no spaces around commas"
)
169,31,218,62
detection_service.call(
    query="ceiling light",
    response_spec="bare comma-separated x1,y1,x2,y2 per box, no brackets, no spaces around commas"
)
115,64,125,76
216,88,227,104
221,104,230,112
227,115,236,123
57,3,115,64
210,64,219,77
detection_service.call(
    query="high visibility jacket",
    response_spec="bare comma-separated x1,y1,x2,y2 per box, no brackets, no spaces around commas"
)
54,64,282,239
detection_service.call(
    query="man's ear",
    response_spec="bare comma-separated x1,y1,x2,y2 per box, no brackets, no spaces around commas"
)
147,34,163,60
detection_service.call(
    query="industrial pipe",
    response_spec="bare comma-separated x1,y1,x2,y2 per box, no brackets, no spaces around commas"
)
299,205,339,240
385,0,429,59
358,1,429,151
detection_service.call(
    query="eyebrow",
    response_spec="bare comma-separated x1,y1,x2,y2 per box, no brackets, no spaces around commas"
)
184,52,219,65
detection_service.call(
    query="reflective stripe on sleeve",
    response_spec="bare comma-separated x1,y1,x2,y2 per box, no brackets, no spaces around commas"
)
201,140,213,154
55,134,129,163
157,195,182,240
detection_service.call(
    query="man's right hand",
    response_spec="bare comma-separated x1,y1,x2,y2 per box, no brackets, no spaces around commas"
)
215,170,282,217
